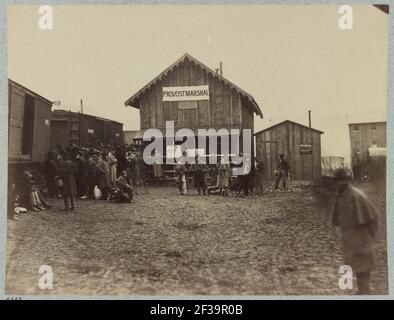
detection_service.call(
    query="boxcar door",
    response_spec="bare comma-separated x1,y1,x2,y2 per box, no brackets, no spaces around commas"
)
8,87,25,158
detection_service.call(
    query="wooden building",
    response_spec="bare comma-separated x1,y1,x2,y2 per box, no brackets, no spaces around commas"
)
255,120,323,181
8,79,53,165
50,110,123,148
124,130,144,146
348,121,386,179
124,53,263,161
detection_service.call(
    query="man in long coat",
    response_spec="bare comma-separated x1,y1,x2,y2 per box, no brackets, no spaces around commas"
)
331,169,379,294
96,152,110,200
60,153,77,211
106,150,118,187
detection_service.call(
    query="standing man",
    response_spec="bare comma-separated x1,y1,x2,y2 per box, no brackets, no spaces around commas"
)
96,152,111,200
60,153,77,211
331,169,379,295
75,150,87,198
106,150,118,188
192,156,208,195
217,154,231,196
274,153,290,190
254,158,264,196
175,162,188,195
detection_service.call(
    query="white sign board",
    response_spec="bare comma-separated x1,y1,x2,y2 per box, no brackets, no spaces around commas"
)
162,85,209,102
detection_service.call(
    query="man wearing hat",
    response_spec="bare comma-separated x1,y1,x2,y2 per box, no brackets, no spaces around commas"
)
331,168,379,294
274,153,289,191
115,170,135,203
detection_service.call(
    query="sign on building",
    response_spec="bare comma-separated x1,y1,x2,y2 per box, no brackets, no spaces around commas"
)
162,85,209,102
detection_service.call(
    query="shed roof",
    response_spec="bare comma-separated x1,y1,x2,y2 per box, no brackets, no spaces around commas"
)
51,109,123,125
254,120,324,135
124,53,263,118
9,79,53,105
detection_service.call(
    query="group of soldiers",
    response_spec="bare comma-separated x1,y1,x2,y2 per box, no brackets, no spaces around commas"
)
39,144,145,210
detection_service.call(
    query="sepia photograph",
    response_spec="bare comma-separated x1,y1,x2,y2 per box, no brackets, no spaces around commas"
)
3,4,390,297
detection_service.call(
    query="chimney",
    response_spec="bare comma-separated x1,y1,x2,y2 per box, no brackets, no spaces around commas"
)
219,61,223,76
308,110,311,128
80,99,84,114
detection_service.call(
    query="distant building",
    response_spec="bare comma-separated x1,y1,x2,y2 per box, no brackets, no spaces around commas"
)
348,121,386,158
124,130,144,146
348,121,386,179
8,79,53,164
255,120,323,181
50,110,123,148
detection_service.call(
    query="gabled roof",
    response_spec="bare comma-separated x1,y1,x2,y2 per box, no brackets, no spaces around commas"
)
254,120,324,135
124,53,263,118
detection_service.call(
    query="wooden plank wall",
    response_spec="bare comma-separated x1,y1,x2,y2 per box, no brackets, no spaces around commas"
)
256,122,322,181
32,99,52,162
139,58,246,132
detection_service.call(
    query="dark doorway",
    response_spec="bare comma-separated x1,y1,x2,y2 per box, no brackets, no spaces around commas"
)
21,94,35,155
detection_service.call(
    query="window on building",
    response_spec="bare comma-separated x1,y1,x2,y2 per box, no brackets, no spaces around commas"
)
353,141,360,150
371,125,376,131
372,140,377,146
299,144,313,155
353,125,359,132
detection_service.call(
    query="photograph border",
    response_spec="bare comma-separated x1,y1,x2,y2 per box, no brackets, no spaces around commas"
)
0,0,392,300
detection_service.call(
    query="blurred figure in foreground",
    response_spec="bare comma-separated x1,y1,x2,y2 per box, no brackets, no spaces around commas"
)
331,168,379,295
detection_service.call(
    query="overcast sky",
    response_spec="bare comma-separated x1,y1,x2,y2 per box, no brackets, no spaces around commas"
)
7,5,389,161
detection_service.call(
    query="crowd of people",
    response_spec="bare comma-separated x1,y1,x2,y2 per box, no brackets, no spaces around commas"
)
173,153,289,197
8,144,146,220
8,145,291,220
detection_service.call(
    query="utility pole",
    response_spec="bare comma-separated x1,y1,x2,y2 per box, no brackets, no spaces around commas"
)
308,110,311,128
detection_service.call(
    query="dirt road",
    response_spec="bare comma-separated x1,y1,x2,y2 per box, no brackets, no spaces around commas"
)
5,182,388,296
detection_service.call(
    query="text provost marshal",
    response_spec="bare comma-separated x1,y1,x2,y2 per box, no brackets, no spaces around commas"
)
162,85,209,101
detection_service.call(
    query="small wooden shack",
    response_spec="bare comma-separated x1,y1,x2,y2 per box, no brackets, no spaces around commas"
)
8,79,53,165
255,120,323,181
124,53,263,162
50,110,124,148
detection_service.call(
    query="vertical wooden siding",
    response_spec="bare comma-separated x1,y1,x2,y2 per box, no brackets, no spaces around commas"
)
139,59,245,131
256,122,322,181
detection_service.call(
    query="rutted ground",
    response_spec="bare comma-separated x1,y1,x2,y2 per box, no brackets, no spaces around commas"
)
6,182,388,296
